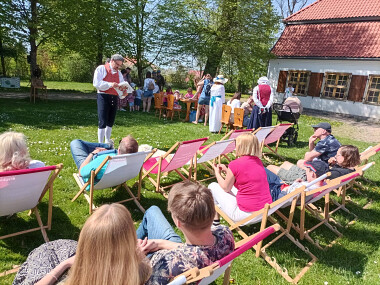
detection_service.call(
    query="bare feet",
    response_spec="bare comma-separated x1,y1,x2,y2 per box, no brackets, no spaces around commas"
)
192,121,198,124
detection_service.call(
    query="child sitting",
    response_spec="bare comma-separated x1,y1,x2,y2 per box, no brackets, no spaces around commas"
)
163,86,173,107
184,87,194,99
173,90,182,109
135,86,143,111
327,145,360,180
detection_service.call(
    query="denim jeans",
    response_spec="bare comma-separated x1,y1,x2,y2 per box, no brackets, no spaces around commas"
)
136,206,182,243
265,168,284,201
70,139,112,169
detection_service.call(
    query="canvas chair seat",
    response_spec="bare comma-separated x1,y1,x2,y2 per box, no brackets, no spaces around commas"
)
262,123,293,160
168,225,280,285
0,164,62,242
219,129,254,162
72,151,153,214
142,137,208,196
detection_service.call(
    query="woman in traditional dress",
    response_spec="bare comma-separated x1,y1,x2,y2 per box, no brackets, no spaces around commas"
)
208,75,228,133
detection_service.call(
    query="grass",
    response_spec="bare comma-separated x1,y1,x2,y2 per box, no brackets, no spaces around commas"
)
0,96,379,285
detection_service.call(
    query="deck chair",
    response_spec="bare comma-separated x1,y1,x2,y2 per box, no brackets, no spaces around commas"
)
252,125,276,145
215,186,317,283
168,225,280,285
167,94,182,120
360,143,380,164
292,164,374,250
142,138,208,196
0,164,62,242
72,151,153,214
232,108,244,130
154,92,166,119
262,123,293,160
194,139,235,181
219,105,232,134
219,129,254,162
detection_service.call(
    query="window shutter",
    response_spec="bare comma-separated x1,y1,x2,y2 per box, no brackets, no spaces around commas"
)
276,70,288,92
308,73,324,97
348,75,368,102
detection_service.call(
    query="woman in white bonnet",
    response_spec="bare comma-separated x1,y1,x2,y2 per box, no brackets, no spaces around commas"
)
208,75,228,133
247,76,274,129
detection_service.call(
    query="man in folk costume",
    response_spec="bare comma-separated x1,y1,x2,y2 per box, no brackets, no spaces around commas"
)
247,76,274,130
93,54,127,143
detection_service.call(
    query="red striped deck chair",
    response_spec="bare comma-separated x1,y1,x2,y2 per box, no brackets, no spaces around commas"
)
72,151,154,214
252,125,276,145
215,186,317,283
168,225,280,285
219,129,254,162
0,164,62,242
262,123,293,160
194,139,235,181
292,164,373,251
142,137,208,197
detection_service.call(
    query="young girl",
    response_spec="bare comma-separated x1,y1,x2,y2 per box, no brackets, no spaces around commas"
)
193,74,212,126
163,86,173,107
135,86,143,111
173,90,182,109
0,131,44,171
184,87,194,99
327,145,361,179
127,90,135,112
14,204,151,285
227,92,241,124
208,133,272,224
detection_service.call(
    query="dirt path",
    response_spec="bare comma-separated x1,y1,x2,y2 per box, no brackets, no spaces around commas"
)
1,92,379,143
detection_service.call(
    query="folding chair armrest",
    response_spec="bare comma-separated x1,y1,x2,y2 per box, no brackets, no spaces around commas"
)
38,163,63,202
145,148,157,162
221,130,234,140
162,142,180,160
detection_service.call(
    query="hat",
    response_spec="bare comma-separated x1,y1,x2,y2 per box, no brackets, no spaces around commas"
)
174,90,180,94
311,122,331,132
304,160,329,177
257,76,269,85
213,75,228,84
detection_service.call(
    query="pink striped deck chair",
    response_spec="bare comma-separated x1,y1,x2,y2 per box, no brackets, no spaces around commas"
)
293,163,374,250
220,129,254,162
194,139,235,181
252,125,276,145
0,164,62,242
360,143,380,165
168,225,280,285
142,137,208,196
215,185,317,283
262,123,293,159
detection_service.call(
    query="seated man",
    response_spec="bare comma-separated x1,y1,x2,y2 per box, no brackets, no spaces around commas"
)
70,135,138,184
267,122,340,184
136,181,235,285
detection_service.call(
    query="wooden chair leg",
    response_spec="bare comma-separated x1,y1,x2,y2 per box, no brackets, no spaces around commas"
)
34,208,49,242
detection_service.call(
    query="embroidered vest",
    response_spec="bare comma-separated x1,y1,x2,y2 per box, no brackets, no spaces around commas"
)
258,85,271,106
103,62,119,96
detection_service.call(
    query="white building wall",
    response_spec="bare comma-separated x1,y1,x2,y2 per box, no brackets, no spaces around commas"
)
267,58,380,119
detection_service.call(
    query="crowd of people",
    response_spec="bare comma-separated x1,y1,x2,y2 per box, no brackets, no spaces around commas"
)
1,53,371,285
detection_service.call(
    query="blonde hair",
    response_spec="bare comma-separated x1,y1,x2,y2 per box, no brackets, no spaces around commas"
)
0,132,31,171
235,133,261,158
168,181,215,231
65,204,151,285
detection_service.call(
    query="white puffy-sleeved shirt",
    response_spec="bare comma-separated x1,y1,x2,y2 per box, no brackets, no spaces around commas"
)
93,64,124,93
251,84,274,109
227,99,241,113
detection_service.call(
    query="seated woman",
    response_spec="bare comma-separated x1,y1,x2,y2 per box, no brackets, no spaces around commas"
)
226,91,241,124
209,133,272,224
184,87,194,99
0,131,44,171
267,145,361,184
13,204,151,285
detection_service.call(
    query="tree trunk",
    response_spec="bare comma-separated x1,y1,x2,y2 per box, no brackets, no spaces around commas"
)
95,0,103,65
29,0,38,81
203,0,238,77
0,35,6,76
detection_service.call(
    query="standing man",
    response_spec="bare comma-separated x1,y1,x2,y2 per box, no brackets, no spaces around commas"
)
156,70,166,92
247,76,274,130
93,54,126,143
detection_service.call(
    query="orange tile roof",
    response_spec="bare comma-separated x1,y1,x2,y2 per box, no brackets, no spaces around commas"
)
271,21,380,58
285,0,380,22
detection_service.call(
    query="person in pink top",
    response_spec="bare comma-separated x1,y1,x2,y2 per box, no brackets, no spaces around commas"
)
184,87,194,99
208,133,272,225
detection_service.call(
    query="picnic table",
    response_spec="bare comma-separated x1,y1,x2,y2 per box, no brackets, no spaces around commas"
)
180,98,198,122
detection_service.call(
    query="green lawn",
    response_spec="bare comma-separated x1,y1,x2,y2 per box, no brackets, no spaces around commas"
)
0,97,379,284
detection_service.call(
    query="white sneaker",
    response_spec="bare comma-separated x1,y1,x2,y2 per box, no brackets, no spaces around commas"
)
199,119,203,123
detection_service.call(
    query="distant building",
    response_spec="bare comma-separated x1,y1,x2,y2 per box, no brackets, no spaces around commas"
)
268,0,380,119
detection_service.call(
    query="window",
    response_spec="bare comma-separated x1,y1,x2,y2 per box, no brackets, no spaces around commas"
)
322,72,351,100
365,75,380,105
286,70,311,96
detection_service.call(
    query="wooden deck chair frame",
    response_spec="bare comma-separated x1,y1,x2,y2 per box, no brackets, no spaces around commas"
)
232,107,244,130
193,139,235,182
287,165,374,251
262,123,293,160
142,138,208,197
0,164,62,242
215,186,317,283
72,151,154,214
154,92,166,119
219,129,255,162
166,94,182,120
219,105,232,134
168,225,280,285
